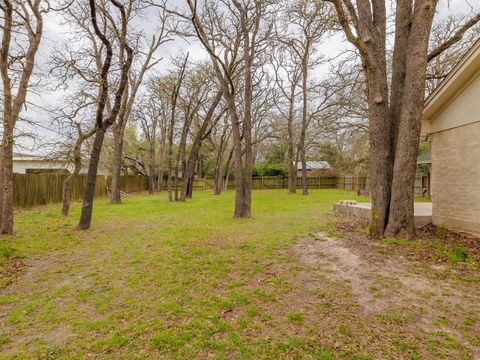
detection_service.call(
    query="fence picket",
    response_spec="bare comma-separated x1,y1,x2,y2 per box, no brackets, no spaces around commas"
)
13,174,147,209
12,174,366,209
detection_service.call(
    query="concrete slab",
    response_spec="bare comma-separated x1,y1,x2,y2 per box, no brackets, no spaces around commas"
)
333,202,432,227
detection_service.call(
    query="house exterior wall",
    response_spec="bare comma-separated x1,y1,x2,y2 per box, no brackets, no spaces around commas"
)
431,121,480,233
13,160,71,174
13,160,109,176
429,71,480,133
421,41,480,234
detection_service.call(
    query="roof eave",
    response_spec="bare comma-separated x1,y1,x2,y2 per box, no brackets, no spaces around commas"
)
424,39,480,121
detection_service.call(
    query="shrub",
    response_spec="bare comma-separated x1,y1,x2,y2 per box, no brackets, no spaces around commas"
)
252,163,288,178
447,245,469,263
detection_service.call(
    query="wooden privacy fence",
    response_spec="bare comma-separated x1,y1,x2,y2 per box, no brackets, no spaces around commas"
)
156,178,213,191
215,176,338,190
336,176,367,191
106,175,147,194
12,174,366,208
13,173,147,208
163,176,363,191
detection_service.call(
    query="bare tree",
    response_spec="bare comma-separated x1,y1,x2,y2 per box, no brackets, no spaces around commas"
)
77,0,133,230
211,116,231,195
328,0,480,238
135,94,159,194
426,12,480,94
50,1,114,217
109,4,174,204
271,43,302,194
186,0,274,217
293,0,330,196
0,0,52,235
154,83,170,192
163,54,188,202
136,74,172,193
180,89,224,201
172,61,211,201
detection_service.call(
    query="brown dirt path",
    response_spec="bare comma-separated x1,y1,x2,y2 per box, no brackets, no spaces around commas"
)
280,227,480,359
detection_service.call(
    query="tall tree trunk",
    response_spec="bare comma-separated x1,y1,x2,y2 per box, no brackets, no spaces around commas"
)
147,139,156,195
148,155,155,195
180,92,222,201
174,165,179,201
61,130,92,217
364,71,392,238
109,28,165,200
61,174,74,217
0,0,43,235
385,5,435,239
328,0,463,239
77,128,107,230
223,147,234,192
109,83,130,205
284,77,298,194
0,143,4,229
300,59,309,196
239,10,253,218
300,154,308,195
230,106,247,217
213,144,224,195
167,55,188,202
110,127,124,203
167,123,174,202
181,149,199,201
388,0,412,158
0,135,14,235
77,0,133,230
288,161,297,193
287,114,297,194
174,135,189,202
186,168,194,199
157,168,164,192
0,142,4,230
175,110,193,201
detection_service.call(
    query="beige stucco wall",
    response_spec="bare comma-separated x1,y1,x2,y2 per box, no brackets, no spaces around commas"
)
431,121,480,233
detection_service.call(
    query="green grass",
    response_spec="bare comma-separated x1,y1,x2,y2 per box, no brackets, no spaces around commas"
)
0,189,477,360
0,189,365,359
0,246,13,258
445,245,470,263
287,311,305,322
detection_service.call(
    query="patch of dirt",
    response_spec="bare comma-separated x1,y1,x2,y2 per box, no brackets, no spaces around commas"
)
294,233,395,314
281,219,480,358
0,257,25,290
236,216,479,358
43,324,71,346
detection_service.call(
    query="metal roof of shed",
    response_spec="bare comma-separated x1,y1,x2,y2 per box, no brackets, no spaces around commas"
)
296,161,330,170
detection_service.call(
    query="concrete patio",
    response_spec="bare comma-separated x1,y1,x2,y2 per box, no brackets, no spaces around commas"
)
334,201,432,227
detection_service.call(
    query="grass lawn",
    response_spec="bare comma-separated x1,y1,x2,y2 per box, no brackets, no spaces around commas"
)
0,189,478,359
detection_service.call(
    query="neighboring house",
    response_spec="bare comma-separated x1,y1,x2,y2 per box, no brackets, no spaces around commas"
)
416,148,431,198
421,39,480,234
296,161,331,177
13,152,108,176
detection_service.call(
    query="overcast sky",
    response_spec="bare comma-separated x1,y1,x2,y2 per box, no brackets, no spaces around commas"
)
15,0,478,154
